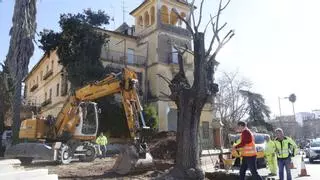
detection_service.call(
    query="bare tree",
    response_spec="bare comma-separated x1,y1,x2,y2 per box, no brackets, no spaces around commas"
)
215,71,251,147
4,0,37,143
216,71,252,123
158,0,234,179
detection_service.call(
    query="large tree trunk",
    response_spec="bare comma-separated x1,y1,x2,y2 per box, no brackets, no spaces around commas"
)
5,0,36,143
172,95,204,179
167,33,208,180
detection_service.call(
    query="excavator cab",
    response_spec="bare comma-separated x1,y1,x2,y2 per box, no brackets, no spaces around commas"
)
74,102,99,137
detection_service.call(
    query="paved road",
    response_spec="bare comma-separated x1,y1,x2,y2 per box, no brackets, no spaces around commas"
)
202,155,319,179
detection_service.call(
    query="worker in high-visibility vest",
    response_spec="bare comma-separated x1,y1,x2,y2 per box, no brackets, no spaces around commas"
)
96,132,108,158
274,128,298,180
233,121,263,180
264,135,277,176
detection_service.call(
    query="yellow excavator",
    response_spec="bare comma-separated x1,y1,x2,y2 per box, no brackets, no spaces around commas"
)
5,68,153,174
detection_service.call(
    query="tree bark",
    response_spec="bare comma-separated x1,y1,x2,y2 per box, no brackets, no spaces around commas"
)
172,94,204,179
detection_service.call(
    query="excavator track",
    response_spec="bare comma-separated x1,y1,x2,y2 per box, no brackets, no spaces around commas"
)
111,145,154,175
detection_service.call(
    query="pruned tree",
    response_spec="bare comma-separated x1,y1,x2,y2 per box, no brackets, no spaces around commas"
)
157,0,234,179
4,0,37,143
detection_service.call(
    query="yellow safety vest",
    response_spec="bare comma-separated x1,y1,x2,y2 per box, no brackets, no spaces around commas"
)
96,135,108,145
265,140,276,156
232,139,241,157
274,137,297,158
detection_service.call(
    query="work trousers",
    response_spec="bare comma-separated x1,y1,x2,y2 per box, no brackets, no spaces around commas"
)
98,145,107,158
266,154,277,174
239,156,263,180
278,157,292,180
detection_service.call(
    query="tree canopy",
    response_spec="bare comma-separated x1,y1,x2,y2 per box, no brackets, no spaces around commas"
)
38,9,110,88
239,90,273,131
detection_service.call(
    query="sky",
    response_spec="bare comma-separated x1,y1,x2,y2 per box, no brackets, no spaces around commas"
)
1,0,320,118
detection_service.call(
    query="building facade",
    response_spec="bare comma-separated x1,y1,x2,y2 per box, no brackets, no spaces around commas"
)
24,50,71,118
24,0,216,148
295,112,315,126
303,118,320,139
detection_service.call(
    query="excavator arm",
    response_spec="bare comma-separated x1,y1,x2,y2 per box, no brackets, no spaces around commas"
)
53,68,147,141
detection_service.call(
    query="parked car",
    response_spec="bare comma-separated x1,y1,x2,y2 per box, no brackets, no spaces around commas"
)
306,140,320,163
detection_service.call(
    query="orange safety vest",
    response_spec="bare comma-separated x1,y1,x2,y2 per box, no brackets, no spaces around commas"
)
240,128,257,157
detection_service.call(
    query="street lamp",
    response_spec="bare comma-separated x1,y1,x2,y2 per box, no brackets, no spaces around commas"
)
278,96,289,117
289,93,297,121
278,93,296,127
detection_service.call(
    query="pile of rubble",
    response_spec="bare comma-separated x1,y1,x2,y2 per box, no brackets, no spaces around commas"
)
149,131,177,160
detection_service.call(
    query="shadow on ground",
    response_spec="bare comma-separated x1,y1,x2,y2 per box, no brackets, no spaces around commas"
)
205,172,269,180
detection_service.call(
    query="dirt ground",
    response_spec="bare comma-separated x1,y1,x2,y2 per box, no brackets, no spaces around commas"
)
19,131,227,179
24,158,174,180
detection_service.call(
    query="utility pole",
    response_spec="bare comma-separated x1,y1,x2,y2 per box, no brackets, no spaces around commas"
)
278,96,282,117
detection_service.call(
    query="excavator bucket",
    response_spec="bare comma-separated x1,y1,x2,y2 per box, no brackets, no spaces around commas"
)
111,145,154,175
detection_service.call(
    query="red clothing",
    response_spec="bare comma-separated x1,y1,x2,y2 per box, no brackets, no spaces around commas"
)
235,129,253,148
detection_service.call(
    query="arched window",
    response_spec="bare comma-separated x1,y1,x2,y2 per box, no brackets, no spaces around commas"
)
150,6,155,25
170,8,178,25
144,11,150,27
138,16,143,28
160,5,169,24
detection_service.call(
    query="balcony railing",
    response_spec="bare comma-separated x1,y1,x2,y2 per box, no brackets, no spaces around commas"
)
30,84,39,92
41,98,52,107
43,70,53,80
159,23,191,37
22,98,41,107
100,50,146,67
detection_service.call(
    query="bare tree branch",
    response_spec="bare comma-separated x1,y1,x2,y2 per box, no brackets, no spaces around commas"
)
222,29,235,46
205,19,227,58
207,29,234,64
203,14,217,34
196,0,205,29
189,0,197,32
221,0,231,11
172,43,194,56
157,74,172,85
204,0,232,58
